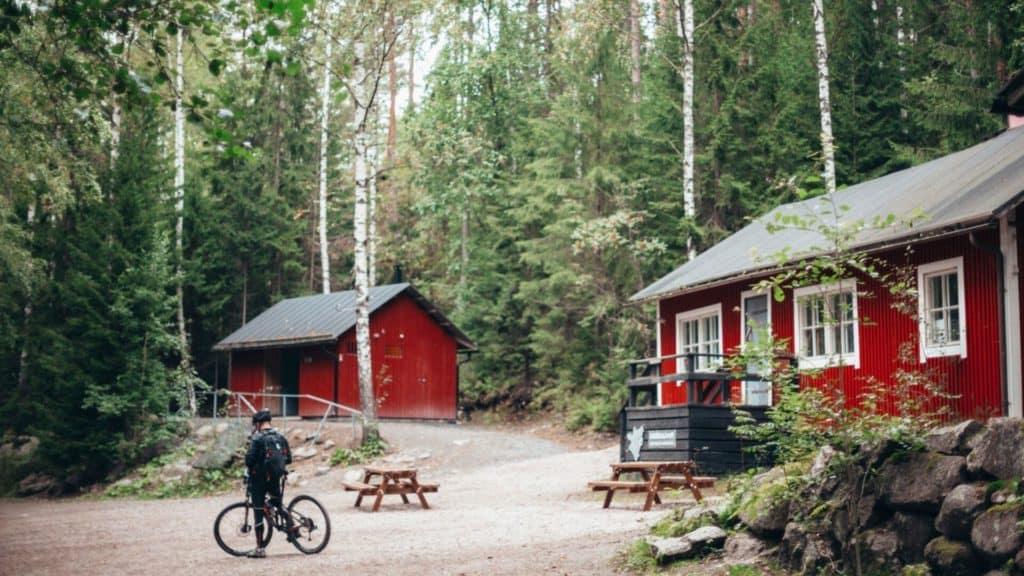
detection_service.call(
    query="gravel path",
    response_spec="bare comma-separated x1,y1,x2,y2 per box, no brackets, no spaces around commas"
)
0,422,687,576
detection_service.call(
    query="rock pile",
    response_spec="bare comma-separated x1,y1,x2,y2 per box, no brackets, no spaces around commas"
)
718,417,1024,575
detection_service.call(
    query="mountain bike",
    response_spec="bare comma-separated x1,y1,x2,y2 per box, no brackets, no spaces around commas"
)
213,473,331,556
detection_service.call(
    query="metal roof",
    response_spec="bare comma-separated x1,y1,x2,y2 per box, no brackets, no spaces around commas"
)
632,127,1024,303
213,283,476,351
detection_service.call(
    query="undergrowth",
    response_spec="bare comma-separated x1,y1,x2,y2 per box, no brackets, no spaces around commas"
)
329,435,388,467
104,446,244,499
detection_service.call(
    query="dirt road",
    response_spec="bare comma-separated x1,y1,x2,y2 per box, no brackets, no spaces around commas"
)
0,422,688,576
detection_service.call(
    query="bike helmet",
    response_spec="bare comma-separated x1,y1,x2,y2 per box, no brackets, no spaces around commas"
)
252,409,272,425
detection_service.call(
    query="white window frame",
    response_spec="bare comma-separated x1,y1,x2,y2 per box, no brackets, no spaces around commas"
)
675,303,724,372
740,288,773,352
917,257,967,362
792,279,860,369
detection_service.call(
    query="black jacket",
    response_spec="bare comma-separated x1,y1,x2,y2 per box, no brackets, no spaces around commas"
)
245,428,292,475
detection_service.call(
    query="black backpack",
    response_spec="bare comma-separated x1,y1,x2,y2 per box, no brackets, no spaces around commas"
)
261,430,289,479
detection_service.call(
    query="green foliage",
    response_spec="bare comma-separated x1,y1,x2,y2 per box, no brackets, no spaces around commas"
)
621,538,658,574
104,450,245,500
329,435,388,467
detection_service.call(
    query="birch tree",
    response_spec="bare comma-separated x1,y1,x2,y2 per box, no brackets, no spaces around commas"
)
348,4,400,444
676,0,696,259
318,3,334,295
173,25,196,414
811,0,837,196
629,0,642,103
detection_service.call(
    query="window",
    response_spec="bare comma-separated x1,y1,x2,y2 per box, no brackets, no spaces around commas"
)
676,304,722,371
741,290,773,405
917,257,966,361
793,280,859,369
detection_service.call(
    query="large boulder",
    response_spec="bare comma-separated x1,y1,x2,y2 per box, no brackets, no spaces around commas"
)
924,537,979,576
970,502,1024,563
738,467,793,536
829,490,880,544
893,512,937,565
878,452,967,512
191,421,247,470
16,473,58,496
967,418,1024,480
858,527,901,574
936,483,988,540
924,420,983,455
724,531,771,564
647,525,727,564
782,522,838,575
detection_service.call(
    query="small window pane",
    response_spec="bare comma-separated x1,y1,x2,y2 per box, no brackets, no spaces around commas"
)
947,274,958,305
930,276,944,308
949,310,960,343
845,323,855,353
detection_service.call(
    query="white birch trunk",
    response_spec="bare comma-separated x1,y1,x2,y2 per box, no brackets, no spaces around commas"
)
368,133,378,288
111,99,122,168
318,10,333,295
896,4,907,122
629,0,642,103
677,0,696,259
352,37,379,442
811,0,837,197
174,26,195,413
408,22,416,111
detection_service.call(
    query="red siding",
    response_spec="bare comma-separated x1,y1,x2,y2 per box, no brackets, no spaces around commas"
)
337,293,458,420
298,346,335,417
657,232,1004,418
229,292,460,420
229,350,268,411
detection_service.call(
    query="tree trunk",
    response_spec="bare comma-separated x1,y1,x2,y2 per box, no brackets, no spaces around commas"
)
676,0,696,259
368,131,378,288
16,203,35,397
318,6,334,295
629,0,642,103
811,0,837,197
386,9,398,166
352,37,379,444
408,21,416,111
174,26,195,414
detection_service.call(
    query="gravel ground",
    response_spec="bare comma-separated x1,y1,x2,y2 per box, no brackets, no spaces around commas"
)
0,422,691,576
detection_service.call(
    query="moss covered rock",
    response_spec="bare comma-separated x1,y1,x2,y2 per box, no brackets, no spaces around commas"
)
924,536,979,576
970,501,1024,562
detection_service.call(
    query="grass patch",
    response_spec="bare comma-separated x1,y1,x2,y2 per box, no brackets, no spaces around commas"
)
329,435,388,467
621,538,658,574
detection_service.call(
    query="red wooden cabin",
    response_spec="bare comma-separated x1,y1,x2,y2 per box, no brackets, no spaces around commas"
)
214,283,475,420
631,125,1024,422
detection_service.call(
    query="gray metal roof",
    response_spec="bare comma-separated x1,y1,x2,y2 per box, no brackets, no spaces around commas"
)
213,283,475,351
632,127,1024,303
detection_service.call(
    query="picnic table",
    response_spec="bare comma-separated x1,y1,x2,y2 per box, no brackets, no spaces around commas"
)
587,461,715,512
342,465,439,512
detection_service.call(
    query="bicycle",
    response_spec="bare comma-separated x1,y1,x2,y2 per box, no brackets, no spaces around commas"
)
213,473,331,556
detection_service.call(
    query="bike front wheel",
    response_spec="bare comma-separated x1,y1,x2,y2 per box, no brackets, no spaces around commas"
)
213,501,273,556
286,495,331,554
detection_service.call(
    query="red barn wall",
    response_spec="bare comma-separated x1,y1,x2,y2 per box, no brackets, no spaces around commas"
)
229,350,267,411
657,232,1004,419
335,293,458,420
298,346,335,417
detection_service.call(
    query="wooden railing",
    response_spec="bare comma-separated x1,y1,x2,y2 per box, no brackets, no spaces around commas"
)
624,352,798,407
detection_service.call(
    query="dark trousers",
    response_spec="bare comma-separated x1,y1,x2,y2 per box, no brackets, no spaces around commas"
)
251,476,283,547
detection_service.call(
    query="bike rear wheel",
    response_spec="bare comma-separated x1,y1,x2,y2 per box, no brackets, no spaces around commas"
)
286,495,331,554
213,501,273,556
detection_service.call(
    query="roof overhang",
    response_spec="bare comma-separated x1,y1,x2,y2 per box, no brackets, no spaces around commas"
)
630,217,999,305
212,333,336,352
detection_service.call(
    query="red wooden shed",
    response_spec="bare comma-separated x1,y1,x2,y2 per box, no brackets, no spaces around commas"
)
213,283,475,420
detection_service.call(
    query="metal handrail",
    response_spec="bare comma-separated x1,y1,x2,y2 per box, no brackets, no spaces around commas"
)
199,390,363,444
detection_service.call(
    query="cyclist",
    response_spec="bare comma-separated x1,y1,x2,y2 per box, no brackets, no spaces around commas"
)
245,409,292,558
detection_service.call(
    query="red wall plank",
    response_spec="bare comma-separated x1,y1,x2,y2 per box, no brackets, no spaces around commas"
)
298,346,335,417
229,350,267,411
657,232,1004,419
336,293,458,420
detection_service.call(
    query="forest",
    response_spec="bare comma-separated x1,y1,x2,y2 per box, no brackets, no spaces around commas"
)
0,0,1021,487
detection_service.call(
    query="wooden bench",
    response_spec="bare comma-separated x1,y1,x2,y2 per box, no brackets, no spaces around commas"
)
588,461,714,511
344,466,439,512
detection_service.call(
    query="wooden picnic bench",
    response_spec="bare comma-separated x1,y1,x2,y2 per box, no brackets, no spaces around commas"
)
342,465,439,512
588,461,714,511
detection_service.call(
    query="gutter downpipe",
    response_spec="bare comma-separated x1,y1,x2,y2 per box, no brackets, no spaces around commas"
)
970,228,1009,417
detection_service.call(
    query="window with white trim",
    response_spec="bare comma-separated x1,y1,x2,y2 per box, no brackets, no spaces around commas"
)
917,257,966,361
676,304,722,371
793,281,859,368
